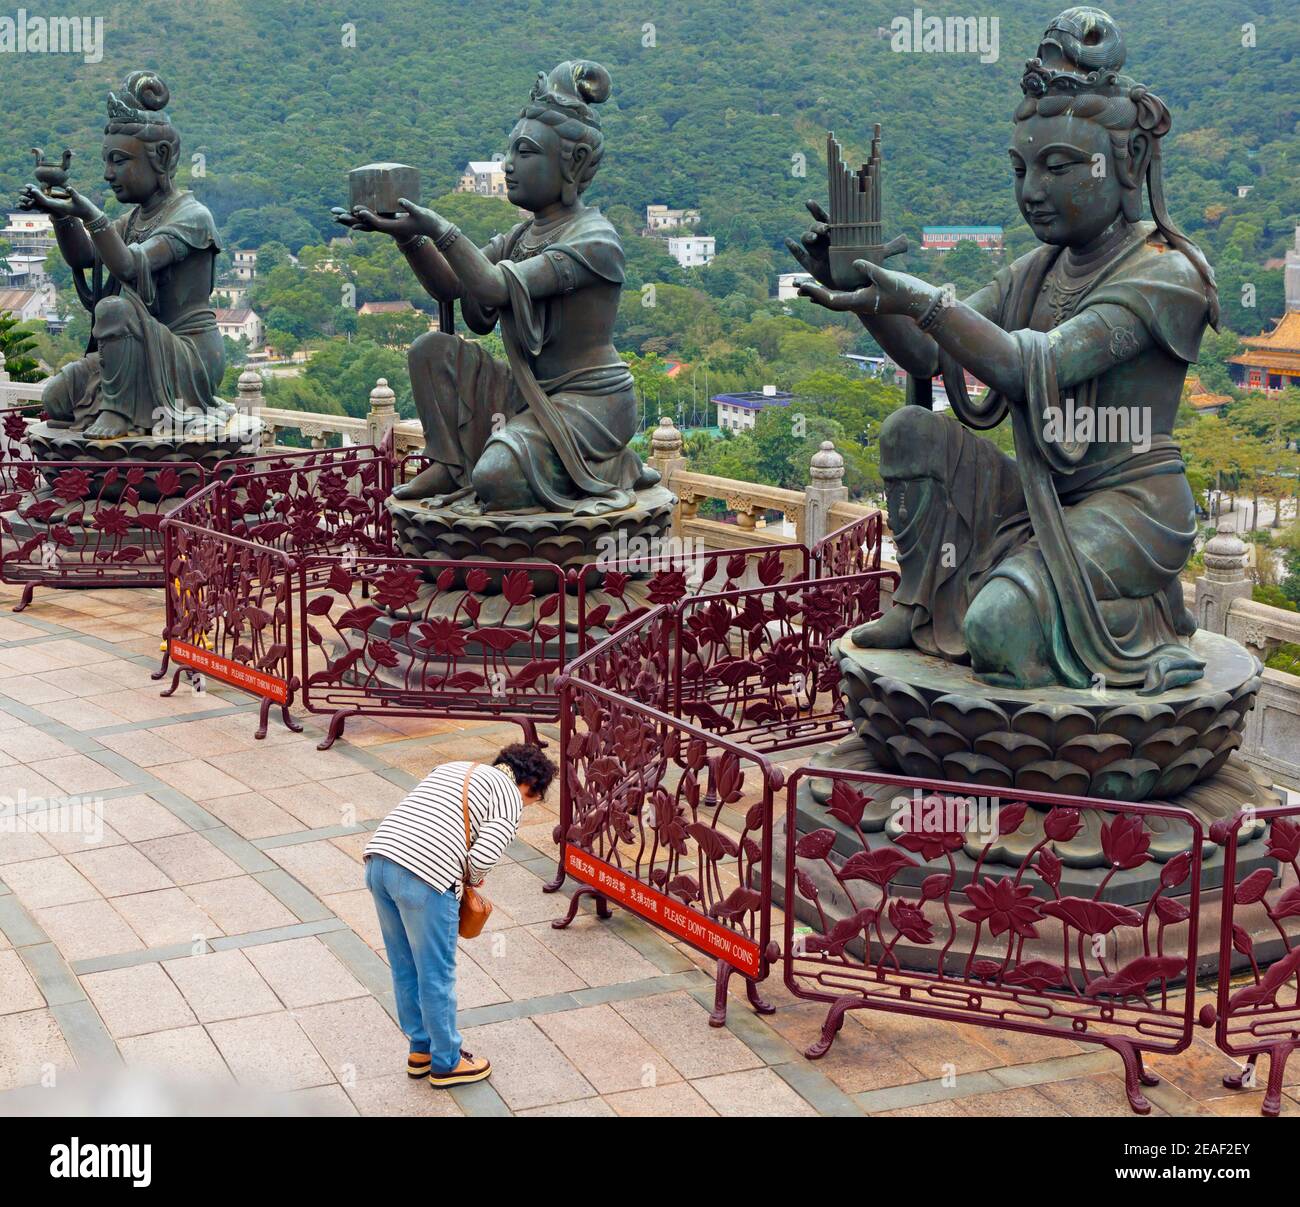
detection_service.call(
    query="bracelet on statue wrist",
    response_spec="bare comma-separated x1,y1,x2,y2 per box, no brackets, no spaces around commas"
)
84,212,112,235
433,225,461,253
916,289,951,333
398,233,430,252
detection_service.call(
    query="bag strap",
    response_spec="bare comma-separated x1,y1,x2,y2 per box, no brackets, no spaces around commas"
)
460,763,479,882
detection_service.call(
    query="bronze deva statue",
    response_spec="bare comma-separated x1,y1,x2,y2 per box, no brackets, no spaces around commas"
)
18,72,224,440
334,60,658,517
791,7,1216,696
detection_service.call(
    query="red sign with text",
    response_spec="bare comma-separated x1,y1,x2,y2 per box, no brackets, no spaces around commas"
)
169,640,289,704
565,848,761,976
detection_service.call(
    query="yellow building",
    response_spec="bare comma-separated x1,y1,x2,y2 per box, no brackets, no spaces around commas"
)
1230,311,1300,394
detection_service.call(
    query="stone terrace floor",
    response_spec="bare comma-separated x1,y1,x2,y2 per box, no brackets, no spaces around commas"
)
0,580,1296,1119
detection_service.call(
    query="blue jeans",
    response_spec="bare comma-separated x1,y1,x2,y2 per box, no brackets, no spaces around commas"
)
365,855,462,1074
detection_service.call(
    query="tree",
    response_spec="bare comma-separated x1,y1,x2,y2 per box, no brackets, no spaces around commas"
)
937,240,989,294
299,339,411,418
225,206,319,253
0,312,41,381
356,309,429,348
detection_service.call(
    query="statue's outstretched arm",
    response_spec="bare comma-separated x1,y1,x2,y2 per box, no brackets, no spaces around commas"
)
801,263,1151,403
333,204,462,304
786,199,997,381
90,231,177,284
399,237,463,304
854,281,1000,381
51,215,96,271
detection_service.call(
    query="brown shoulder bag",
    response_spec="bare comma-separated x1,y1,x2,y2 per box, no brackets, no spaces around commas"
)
458,763,493,938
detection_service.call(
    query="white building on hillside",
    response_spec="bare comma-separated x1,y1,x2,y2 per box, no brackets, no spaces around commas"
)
0,284,57,324
1,212,55,253
232,249,258,281
215,307,264,349
457,160,508,197
666,234,715,269
712,385,791,432
777,271,814,300
646,204,700,232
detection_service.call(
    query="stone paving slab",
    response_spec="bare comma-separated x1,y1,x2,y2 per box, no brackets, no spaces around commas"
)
1,582,1296,1118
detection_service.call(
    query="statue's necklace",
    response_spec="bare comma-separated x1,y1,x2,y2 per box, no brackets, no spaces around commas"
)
1045,229,1136,325
1045,222,1138,325
514,213,577,258
1046,260,1104,324
126,196,174,242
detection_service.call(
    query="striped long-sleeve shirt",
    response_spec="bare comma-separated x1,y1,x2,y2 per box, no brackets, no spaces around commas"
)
364,761,522,897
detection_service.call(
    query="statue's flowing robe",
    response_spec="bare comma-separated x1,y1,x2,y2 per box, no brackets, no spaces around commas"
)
894,225,1210,693
44,191,223,432
408,207,641,510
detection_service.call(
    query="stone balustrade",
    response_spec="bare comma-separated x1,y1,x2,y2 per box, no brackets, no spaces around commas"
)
0,350,47,407
5,358,1298,784
646,416,880,550
1191,521,1300,788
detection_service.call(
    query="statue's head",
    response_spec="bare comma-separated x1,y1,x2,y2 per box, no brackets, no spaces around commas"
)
102,71,180,205
1010,7,1218,322
505,60,612,212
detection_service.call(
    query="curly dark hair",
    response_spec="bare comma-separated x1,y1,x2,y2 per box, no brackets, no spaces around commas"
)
493,743,558,798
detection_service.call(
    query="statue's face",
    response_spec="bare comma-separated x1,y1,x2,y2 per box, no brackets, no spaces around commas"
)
102,133,163,205
1009,113,1124,247
503,119,565,211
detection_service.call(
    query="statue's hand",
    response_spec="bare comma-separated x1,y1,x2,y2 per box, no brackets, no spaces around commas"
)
396,198,454,242
784,199,836,287
17,183,73,217
799,261,936,319
63,187,98,223
785,200,909,290
332,205,420,241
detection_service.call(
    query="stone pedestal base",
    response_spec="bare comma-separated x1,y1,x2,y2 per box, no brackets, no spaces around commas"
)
837,630,1261,801
385,483,677,637
25,411,263,500
387,483,676,570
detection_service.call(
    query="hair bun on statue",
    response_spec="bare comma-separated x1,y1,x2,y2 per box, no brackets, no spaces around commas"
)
107,70,173,129
123,71,169,111
527,60,612,128
572,61,611,106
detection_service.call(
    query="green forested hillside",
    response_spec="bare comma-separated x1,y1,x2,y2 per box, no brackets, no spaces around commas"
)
3,0,1297,556
3,0,1295,307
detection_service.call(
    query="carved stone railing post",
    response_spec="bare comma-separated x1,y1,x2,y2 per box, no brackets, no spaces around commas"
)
804,440,848,548
728,493,758,531
1196,519,1252,636
236,368,270,447
650,415,686,534
367,377,397,450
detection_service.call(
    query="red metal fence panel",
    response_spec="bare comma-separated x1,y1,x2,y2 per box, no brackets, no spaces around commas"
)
1,458,206,611
553,609,783,1024
571,542,811,654
297,552,568,750
157,486,300,739
812,510,883,578
222,446,394,585
1209,803,1300,1116
784,765,1203,1114
0,401,41,462
671,571,895,753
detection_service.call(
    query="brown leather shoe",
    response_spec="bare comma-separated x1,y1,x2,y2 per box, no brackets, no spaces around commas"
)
428,1050,491,1087
407,1052,432,1078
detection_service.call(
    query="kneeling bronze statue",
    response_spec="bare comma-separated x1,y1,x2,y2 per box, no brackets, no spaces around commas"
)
18,72,226,442
791,8,1212,697
335,60,658,518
